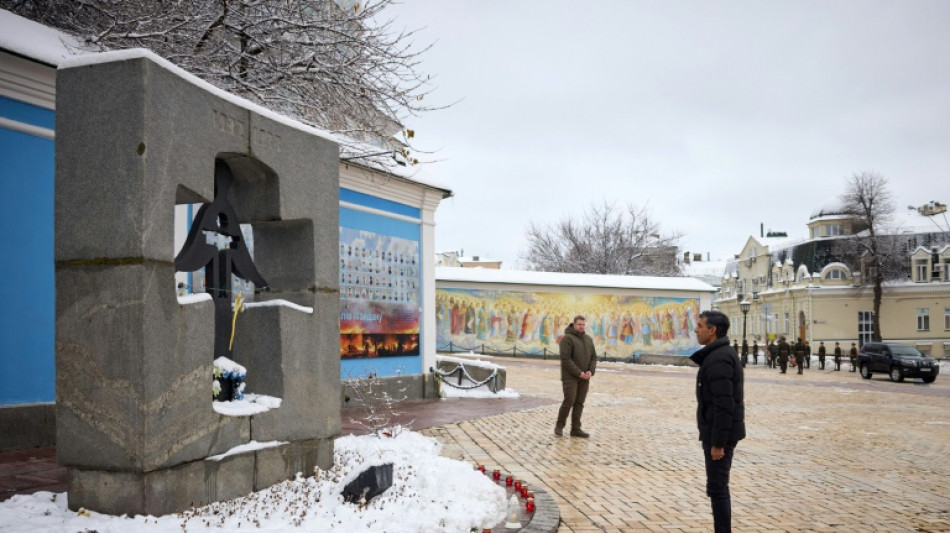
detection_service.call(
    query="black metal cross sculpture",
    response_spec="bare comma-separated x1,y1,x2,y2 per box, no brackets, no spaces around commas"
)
175,160,269,360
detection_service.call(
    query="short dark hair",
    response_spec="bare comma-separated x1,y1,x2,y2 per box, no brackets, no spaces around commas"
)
573,315,586,324
698,310,730,338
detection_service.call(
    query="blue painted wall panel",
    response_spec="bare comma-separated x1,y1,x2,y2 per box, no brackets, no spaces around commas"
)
0,126,55,404
0,95,55,130
340,187,420,219
339,204,423,379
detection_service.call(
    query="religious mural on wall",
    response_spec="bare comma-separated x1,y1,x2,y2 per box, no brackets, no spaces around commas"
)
436,288,700,357
339,227,420,358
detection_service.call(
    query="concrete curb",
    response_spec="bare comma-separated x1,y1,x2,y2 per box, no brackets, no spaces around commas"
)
519,483,560,533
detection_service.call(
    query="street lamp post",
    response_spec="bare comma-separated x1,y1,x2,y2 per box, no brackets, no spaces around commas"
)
740,299,751,347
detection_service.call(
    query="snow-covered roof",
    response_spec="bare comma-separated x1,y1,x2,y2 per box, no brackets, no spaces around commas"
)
681,259,728,278
61,49,338,143
0,9,85,65
458,256,501,263
339,135,452,195
809,203,851,220
436,267,717,293
1,11,451,196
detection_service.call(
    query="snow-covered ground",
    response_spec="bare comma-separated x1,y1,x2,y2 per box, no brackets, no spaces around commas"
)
0,431,507,533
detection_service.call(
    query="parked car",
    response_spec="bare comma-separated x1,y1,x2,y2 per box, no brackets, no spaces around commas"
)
858,342,939,383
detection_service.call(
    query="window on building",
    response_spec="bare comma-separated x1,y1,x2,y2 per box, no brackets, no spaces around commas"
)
917,308,930,331
945,308,950,331
942,259,950,282
784,313,790,333
915,259,929,282
812,227,819,238
858,311,874,346
824,269,846,280
826,224,843,236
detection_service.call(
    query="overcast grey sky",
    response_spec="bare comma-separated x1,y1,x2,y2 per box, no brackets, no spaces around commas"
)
387,0,950,268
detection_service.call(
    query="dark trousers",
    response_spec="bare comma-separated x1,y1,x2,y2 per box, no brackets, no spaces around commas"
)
556,378,590,430
703,442,735,533
834,358,841,371
818,357,825,370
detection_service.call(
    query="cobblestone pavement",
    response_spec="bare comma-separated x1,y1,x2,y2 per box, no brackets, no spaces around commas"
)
423,357,950,532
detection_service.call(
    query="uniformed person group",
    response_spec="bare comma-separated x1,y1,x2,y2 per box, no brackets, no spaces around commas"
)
751,337,861,374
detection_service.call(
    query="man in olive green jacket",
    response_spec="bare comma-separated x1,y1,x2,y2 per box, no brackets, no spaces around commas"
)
555,315,597,438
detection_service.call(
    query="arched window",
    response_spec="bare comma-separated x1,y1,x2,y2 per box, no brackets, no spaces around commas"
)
824,269,846,280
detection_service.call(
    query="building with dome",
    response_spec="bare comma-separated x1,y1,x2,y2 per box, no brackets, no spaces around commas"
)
716,203,950,357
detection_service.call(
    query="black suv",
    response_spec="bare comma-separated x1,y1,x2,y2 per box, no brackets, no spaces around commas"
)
858,342,940,383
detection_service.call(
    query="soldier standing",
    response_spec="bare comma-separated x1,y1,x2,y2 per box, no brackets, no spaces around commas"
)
777,337,790,374
833,342,842,371
817,341,827,370
849,342,858,372
740,339,749,367
752,340,759,365
804,341,812,369
768,340,778,369
794,338,807,375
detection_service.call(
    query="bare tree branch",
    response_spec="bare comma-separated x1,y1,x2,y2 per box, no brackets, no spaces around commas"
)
4,0,446,168
520,202,682,276
837,171,895,342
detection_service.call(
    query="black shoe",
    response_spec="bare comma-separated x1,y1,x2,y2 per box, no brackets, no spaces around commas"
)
570,429,590,438
554,425,563,437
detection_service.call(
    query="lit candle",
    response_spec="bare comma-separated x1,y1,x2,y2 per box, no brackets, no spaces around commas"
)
520,484,529,498
514,480,522,491
492,469,501,481
477,464,485,473
526,498,535,513
505,475,513,486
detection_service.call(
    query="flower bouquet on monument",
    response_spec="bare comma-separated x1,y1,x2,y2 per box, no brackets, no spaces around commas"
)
213,356,247,401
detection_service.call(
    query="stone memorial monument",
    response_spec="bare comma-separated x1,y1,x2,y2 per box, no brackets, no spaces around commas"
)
54,50,340,516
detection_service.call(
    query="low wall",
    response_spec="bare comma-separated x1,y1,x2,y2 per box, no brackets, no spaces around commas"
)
0,403,56,451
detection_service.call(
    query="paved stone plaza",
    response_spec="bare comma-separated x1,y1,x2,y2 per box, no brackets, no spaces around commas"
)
424,357,950,532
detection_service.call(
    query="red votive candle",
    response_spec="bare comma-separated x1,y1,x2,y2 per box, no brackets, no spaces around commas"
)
492,469,501,480
505,475,513,486
526,498,535,513
477,464,485,473
520,485,529,498
514,480,522,491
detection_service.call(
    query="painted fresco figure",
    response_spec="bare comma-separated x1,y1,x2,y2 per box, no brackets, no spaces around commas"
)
520,308,534,341
506,308,519,343
175,160,269,361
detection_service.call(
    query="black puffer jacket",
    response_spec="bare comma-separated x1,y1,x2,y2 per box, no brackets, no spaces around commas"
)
690,336,746,447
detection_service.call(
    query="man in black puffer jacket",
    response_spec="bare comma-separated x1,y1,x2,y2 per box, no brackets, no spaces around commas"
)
690,310,745,533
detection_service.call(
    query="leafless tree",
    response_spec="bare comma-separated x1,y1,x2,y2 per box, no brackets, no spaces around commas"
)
520,202,682,276
4,0,442,166
838,171,895,342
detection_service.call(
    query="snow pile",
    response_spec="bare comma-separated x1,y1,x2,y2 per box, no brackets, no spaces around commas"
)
434,354,518,398
244,299,314,314
436,353,504,370
212,393,282,416
206,440,287,462
0,432,507,533
177,292,212,305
